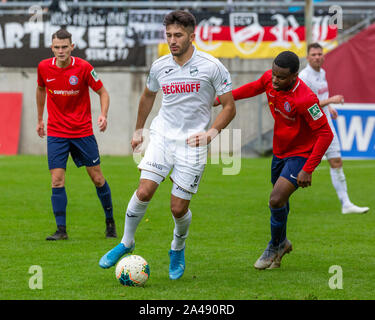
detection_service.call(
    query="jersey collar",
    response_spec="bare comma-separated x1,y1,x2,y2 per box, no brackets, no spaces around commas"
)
171,45,197,68
306,63,321,76
52,56,75,68
291,79,300,92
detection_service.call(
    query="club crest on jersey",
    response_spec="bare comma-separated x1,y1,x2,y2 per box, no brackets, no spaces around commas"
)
284,101,291,112
308,103,323,120
69,75,79,85
190,66,198,77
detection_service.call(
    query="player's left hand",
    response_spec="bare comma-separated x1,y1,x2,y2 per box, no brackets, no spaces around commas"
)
328,105,338,120
297,170,312,188
213,98,220,107
97,115,107,132
186,129,219,147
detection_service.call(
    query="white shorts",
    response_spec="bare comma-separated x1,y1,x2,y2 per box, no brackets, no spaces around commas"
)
323,107,342,159
138,131,207,194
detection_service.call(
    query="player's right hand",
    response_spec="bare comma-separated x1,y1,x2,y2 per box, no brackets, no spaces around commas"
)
297,170,312,188
131,129,143,152
36,121,46,138
328,105,338,120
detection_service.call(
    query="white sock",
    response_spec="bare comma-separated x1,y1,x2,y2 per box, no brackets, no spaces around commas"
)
121,191,149,247
171,209,192,251
330,167,351,207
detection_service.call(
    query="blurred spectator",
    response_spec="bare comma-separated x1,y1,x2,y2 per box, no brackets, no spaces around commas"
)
48,0,68,13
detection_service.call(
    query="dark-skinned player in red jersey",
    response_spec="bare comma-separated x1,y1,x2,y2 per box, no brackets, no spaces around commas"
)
215,51,334,270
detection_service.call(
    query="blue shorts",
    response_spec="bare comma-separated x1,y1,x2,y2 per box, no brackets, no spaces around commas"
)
271,155,307,189
47,135,101,170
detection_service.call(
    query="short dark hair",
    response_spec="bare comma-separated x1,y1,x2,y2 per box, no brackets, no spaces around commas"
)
163,10,196,32
52,28,72,43
273,50,300,74
307,42,323,54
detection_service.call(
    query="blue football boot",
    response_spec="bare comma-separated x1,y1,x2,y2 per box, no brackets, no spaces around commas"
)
169,247,185,280
99,242,135,269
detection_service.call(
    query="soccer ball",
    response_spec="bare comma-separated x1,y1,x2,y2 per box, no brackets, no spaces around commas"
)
115,255,150,287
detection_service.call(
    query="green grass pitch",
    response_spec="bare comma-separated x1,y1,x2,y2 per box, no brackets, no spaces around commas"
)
1,155,374,300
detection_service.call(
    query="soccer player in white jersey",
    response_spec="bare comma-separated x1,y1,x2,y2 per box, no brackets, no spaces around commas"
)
99,10,236,279
299,43,369,214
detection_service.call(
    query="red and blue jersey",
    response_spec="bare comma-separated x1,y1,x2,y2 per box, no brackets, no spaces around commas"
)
230,70,333,173
37,56,103,138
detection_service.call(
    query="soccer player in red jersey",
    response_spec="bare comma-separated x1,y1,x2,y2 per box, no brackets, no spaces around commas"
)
36,29,117,240
215,51,334,269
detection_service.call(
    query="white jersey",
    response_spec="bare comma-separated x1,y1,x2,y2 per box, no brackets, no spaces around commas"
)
299,64,341,159
146,46,232,140
299,64,329,109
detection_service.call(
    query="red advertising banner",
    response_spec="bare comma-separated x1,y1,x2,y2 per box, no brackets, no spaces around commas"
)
0,93,23,155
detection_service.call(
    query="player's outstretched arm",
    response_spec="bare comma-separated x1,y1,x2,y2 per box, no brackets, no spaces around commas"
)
187,91,236,147
36,86,46,138
96,86,110,132
214,75,266,106
131,87,157,151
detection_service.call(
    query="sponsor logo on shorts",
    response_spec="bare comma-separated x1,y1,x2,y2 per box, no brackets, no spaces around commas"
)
146,161,163,171
176,185,189,193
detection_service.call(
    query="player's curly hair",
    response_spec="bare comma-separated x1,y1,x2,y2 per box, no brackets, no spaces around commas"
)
163,10,196,33
274,51,300,74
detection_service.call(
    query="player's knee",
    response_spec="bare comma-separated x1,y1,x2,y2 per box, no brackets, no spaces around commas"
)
269,194,286,209
136,187,153,202
91,174,105,187
51,176,65,188
170,202,188,218
329,157,342,168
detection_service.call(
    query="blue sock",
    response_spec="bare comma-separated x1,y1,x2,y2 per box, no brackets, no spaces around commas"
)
281,201,290,242
270,204,289,247
51,187,67,228
96,181,113,220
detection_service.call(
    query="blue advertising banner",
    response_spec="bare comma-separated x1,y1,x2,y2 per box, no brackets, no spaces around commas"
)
333,104,375,159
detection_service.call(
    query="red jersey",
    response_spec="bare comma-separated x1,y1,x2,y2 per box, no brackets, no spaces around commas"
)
230,70,333,173
37,56,103,138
